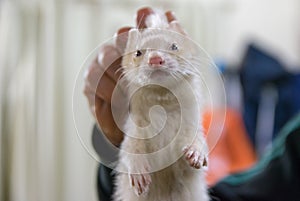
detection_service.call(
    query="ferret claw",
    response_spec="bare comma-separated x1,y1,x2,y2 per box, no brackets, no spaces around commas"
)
130,173,152,196
183,146,208,169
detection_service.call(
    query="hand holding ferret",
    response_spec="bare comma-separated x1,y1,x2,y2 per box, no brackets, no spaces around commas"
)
83,7,185,146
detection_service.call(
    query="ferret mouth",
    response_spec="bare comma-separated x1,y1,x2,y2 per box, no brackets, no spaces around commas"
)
149,69,170,78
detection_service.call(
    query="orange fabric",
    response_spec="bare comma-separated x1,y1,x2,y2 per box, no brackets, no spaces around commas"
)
203,109,257,186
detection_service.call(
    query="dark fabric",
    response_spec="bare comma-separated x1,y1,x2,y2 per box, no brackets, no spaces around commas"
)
240,44,300,145
209,113,300,201
94,114,300,201
274,74,300,138
97,164,115,201
92,125,116,201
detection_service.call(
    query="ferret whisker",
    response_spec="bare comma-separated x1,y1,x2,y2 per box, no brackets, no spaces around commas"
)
116,67,132,82
121,66,137,75
118,69,132,81
121,68,142,88
115,67,124,75
177,61,198,75
170,72,179,81
172,72,184,82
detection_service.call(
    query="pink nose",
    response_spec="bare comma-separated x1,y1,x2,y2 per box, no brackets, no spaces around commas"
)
149,56,165,66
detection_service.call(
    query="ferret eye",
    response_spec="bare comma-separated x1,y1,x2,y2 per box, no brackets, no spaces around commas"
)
135,50,142,57
170,43,178,51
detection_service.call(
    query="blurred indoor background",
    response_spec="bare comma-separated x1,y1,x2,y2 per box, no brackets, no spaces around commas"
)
0,0,299,201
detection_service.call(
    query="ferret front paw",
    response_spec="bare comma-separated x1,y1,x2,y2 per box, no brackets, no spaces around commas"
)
129,173,152,196
183,146,208,169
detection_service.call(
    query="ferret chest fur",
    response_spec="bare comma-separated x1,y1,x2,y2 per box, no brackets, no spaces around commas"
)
128,85,184,154
114,11,209,201
130,85,179,126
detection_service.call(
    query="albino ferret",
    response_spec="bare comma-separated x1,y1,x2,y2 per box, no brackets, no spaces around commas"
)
113,12,209,201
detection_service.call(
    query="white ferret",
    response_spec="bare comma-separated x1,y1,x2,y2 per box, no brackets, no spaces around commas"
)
113,11,209,201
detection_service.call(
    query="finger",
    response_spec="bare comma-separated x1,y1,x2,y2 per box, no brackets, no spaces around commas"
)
105,57,123,83
84,57,104,93
97,48,121,102
84,45,118,93
165,10,177,23
84,47,120,106
95,97,112,135
95,97,124,145
85,62,116,104
136,7,154,29
98,45,122,81
83,87,96,118
164,10,187,35
96,72,115,103
115,26,133,54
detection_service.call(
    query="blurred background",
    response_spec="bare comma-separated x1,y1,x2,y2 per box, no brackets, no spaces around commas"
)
0,0,300,201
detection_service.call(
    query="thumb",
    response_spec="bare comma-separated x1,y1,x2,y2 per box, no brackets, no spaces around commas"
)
115,26,133,54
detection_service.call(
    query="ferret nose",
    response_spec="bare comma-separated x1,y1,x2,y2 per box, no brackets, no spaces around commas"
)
148,56,165,67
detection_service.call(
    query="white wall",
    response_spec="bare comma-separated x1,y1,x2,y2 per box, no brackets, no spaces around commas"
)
214,0,300,70
93,0,300,70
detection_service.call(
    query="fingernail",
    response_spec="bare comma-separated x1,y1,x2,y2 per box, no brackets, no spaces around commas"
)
115,27,132,53
182,146,188,152
165,11,176,23
136,7,154,29
117,27,132,36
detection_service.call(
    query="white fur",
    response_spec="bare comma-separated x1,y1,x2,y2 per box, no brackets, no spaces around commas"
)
114,12,209,201
145,10,168,29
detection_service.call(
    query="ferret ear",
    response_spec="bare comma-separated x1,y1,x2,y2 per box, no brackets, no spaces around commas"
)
124,29,140,54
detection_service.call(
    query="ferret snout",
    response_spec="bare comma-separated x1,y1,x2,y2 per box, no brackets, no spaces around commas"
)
148,55,165,67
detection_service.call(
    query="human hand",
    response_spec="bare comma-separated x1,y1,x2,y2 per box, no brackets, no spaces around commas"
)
83,7,184,146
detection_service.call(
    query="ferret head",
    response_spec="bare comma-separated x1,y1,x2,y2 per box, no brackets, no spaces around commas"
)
121,28,200,87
